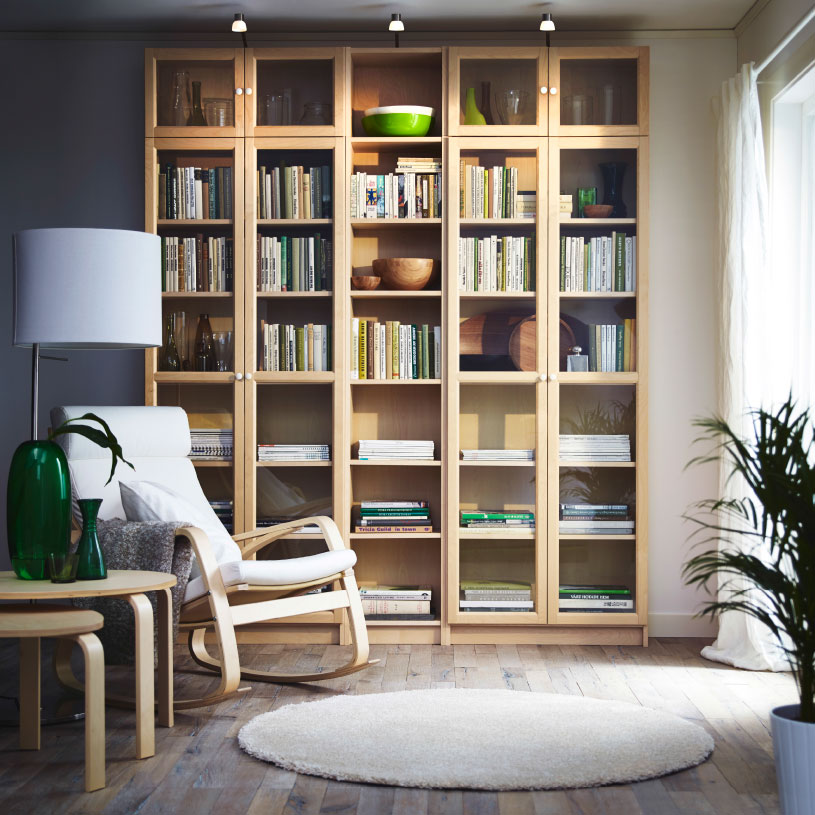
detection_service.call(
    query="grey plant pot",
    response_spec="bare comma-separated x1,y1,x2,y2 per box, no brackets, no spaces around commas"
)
771,704,815,815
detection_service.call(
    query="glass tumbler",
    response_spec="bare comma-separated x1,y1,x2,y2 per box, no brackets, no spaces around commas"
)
212,330,233,372
496,89,529,125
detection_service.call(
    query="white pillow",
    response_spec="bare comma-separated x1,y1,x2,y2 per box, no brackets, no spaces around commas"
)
119,481,242,578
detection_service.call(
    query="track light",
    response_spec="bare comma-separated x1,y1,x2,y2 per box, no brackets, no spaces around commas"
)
232,13,247,33
389,13,405,32
539,12,555,31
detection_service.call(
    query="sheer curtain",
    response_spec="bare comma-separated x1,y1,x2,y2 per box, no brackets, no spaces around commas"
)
702,63,788,671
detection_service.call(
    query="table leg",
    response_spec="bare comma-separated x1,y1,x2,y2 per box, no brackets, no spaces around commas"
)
19,638,41,750
126,593,154,759
156,587,173,728
76,633,105,792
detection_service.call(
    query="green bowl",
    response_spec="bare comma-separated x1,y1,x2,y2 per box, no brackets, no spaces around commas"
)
361,106,435,137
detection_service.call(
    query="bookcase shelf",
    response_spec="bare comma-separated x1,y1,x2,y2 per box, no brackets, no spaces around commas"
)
146,44,648,647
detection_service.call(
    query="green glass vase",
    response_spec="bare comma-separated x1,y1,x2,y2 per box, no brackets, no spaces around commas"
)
7,440,72,579
463,87,487,125
75,498,106,580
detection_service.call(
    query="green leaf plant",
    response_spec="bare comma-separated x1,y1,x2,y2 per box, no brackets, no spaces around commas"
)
48,412,134,486
683,396,815,722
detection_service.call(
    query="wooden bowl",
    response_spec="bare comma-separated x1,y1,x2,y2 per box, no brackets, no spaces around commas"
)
351,275,381,290
583,204,613,218
372,258,435,291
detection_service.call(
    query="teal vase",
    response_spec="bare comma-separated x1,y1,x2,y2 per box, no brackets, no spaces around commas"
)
7,440,71,580
76,499,106,580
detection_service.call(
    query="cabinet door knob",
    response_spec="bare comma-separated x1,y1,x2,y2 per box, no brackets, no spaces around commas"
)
245,372,253,380
539,374,547,382
245,87,253,95
540,86,548,94
235,372,243,380
549,87,558,95
549,373,558,381
235,87,243,96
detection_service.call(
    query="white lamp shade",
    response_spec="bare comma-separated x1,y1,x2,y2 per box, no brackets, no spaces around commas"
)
13,228,162,349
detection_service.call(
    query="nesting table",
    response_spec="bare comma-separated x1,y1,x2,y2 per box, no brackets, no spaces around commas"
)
0,569,176,758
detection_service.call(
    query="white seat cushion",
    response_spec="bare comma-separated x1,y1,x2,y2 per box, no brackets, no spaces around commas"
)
183,549,356,602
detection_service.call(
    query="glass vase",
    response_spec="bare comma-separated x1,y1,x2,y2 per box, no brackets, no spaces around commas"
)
75,498,106,580
299,102,331,125
599,161,628,218
463,87,486,125
187,80,207,126
6,440,71,579
170,71,191,126
161,312,181,371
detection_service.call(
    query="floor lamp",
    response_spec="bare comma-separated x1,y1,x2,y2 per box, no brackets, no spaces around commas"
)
9,228,161,581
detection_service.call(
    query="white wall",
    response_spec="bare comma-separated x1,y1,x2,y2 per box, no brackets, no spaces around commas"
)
0,34,735,635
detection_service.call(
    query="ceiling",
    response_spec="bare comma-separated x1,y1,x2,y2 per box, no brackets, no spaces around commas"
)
3,0,758,35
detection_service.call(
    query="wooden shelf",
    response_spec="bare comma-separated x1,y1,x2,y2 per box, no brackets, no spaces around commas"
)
350,533,441,540
192,460,232,467
460,460,536,467
351,379,441,385
154,372,234,383
365,619,441,627
253,372,335,383
459,218,536,226
558,461,635,468
559,291,636,299
350,219,442,229
351,459,441,466
458,372,539,384
556,373,638,384
559,534,637,541
257,460,332,467
256,291,332,298
162,291,232,298
157,219,232,226
351,137,442,149
458,530,536,539
350,290,441,298
459,292,536,299
257,219,332,226
559,218,637,226
555,612,641,625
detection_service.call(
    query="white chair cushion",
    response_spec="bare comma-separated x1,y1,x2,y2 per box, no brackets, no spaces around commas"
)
183,549,357,602
119,480,242,576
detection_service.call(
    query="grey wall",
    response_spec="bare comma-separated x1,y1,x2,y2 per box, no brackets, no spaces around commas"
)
0,41,149,569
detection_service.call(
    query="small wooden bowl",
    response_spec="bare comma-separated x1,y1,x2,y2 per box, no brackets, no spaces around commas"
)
351,275,381,290
372,257,435,291
583,204,613,218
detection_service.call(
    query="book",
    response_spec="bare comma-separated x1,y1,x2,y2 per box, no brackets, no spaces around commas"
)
459,595,534,609
559,234,636,293
461,449,534,460
260,323,331,371
350,322,440,380
365,613,436,621
461,511,535,521
459,579,531,591
458,235,535,292
359,584,432,600
361,599,431,614
559,598,634,610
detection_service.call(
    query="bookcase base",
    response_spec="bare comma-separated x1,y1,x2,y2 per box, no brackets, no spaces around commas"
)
449,625,647,647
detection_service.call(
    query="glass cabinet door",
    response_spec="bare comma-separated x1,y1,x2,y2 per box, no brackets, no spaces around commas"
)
247,48,345,137
549,47,648,136
146,49,244,139
448,47,548,136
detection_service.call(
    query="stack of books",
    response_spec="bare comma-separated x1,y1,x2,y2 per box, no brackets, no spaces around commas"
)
355,501,432,534
559,435,631,462
461,449,534,462
457,235,535,292
161,235,233,292
209,500,233,533
357,440,434,461
257,443,330,462
349,167,442,219
260,322,331,372
458,162,534,220
359,584,434,620
586,321,636,372
257,164,332,219
396,157,442,174
460,511,535,531
559,585,634,612
189,428,233,460
256,517,324,534
559,504,634,535
257,235,331,292
459,579,533,612
559,233,636,292
158,163,233,219
350,320,441,380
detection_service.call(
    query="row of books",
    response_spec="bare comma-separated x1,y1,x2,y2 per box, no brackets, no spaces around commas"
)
349,172,442,219
350,320,441,380
259,322,332,372
357,440,434,461
257,164,332,220
559,503,634,535
190,428,233,460
586,321,636,372
359,584,434,620
459,580,532,612
459,162,535,220
209,500,233,533
461,449,534,461
161,235,233,293
158,164,233,220
560,234,636,292
256,235,332,292
355,500,431,534
257,443,330,461
457,236,535,292
256,517,323,533
460,511,535,530
559,585,633,612
559,435,631,462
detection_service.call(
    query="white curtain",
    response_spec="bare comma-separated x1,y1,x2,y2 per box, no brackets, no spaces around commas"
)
702,63,788,672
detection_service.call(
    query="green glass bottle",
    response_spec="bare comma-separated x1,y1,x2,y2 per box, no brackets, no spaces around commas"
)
162,312,181,371
75,498,106,580
6,440,71,579
188,81,207,126
463,87,486,125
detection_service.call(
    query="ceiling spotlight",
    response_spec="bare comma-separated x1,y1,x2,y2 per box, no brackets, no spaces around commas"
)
232,13,247,33
539,12,555,31
389,13,405,32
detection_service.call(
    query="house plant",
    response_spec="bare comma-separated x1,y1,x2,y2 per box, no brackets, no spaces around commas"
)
683,396,815,815
7,412,132,579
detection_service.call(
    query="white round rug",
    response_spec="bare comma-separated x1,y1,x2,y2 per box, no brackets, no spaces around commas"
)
238,689,714,790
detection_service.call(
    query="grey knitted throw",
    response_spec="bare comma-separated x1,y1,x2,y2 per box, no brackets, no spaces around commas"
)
73,519,194,666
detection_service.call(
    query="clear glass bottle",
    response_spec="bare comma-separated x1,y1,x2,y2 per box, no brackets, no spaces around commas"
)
188,80,207,126
161,312,181,371
194,313,216,371
170,71,191,126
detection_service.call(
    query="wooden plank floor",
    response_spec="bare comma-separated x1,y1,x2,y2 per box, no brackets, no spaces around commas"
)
0,638,797,814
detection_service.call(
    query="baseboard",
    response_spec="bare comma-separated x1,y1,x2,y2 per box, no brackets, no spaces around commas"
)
648,612,718,638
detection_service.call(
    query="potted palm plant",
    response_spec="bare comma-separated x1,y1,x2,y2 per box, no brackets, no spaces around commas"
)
683,396,815,815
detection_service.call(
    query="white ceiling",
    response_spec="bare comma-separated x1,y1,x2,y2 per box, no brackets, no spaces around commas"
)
4,0,757,34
